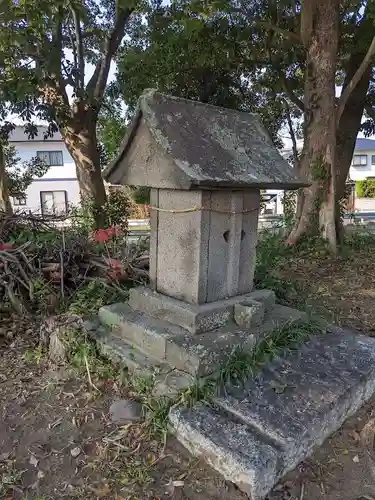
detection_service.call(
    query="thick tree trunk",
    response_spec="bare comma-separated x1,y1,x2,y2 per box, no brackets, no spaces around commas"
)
62,114,107,228
287,0,339,252
0,143,13,215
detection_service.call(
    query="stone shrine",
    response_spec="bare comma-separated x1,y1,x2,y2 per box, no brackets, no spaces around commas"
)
103,89,306,340
89,91,375,499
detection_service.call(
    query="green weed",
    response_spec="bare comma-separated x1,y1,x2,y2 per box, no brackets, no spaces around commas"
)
66,280,129,316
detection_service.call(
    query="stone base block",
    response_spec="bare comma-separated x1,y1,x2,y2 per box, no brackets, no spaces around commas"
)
169,328,375,499
84,319,194,397
98,302,306,376
128,286,276,334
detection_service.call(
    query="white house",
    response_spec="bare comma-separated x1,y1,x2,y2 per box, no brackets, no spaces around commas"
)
8,126,80,215
348,138,375,181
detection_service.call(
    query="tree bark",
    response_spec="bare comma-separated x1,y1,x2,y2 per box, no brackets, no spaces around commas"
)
287,0,339,252
0,143,13,215
62,113,107,228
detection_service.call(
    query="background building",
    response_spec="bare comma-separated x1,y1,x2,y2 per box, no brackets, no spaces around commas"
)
9,126,80,215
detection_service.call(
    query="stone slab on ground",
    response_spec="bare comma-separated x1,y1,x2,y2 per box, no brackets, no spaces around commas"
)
98,302,306,376
169,328,375,499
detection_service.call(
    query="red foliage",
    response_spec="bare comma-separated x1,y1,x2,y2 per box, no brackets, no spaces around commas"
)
0,242,13,251
92,226,122,244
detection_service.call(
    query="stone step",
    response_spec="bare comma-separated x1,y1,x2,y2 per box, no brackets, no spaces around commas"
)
98,302,307,376
169,328,375,499
85,319,194,397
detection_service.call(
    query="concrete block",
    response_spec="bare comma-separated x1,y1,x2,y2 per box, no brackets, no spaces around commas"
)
247,289,276,312
85,320,193,397
129,286,270,334
171,329,375,498
234,300,265,328
169,404,281,500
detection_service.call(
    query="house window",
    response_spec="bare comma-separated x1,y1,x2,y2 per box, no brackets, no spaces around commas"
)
371,155,375,165
13,195,27,206
353,155,367,166
40,191,68,215
36,151,64,166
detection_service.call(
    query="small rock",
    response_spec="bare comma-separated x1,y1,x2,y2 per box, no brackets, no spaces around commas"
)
70,446,81,458
48,332,67,364
37,470,45,479
353,454,360,463
109,399,143,424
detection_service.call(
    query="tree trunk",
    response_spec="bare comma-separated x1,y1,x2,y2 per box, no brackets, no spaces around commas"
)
287,0,339,252
0,143,13,215
62,114,107,228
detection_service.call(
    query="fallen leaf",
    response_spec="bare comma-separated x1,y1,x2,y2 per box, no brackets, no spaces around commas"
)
37,470,45,479
70,447,81,458
165,478,185,495
349,430,361,443
29,454,39,467
88,484,112,497
342,448,349,455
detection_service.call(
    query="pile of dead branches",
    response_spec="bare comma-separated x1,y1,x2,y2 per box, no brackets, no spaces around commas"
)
0,212,149,313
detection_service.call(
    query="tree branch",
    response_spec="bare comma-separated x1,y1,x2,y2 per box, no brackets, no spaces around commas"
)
336,35,375,125
71,5,85,92
86,4,134,105
257,21,301,43
283,98,298,166
281,76,305,111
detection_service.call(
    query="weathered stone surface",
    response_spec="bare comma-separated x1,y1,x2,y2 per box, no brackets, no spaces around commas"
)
104,90,307,190
170,328,375,499
216,328,375,465
129,286,272,334
151,189,260,304
234,300,265,328
246,289,276,312
85,320,192,397
98,302,305,376
169,404,281,500
109,399,143,424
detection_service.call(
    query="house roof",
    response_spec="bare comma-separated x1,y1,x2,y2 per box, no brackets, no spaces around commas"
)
9,126,62,142
355,138,375,151
104,90,308,190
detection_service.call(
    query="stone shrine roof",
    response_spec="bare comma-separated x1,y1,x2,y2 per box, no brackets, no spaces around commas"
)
104,90,307,190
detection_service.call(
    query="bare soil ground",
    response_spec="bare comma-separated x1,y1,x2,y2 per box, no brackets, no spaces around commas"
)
2,244,375,500
0,328,246,500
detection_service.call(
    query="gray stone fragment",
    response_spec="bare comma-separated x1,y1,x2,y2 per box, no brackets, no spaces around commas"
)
247,289,276,312
154,371,195,397
169,404,281,500
109,399,143,424
234,300,265,328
